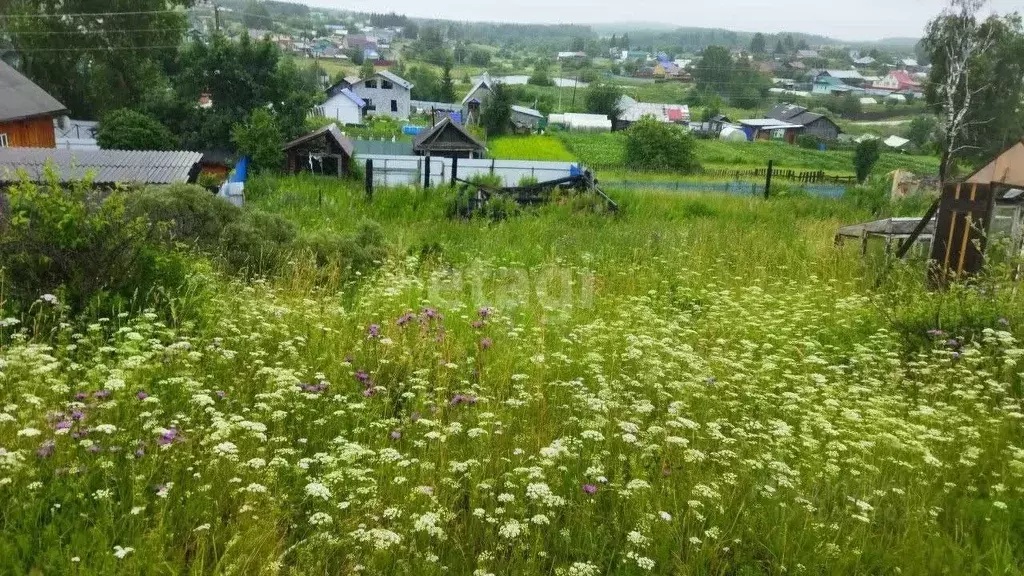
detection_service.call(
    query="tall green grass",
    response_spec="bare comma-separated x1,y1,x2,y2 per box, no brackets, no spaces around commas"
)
1,175,1022,575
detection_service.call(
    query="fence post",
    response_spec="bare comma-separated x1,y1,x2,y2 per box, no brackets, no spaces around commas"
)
490,159,496,176
764,160,773,199
424,155,431,189
365,159,374,201
451,156,458,186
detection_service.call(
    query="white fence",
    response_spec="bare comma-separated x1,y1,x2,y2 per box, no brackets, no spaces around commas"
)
356,155,581,188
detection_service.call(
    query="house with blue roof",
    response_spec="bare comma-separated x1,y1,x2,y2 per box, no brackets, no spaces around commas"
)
317,86,366,125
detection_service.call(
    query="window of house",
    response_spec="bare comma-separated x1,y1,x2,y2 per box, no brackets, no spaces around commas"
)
365,79,377,89
364,99,375,111
0,134,7,147
390,100,398,113
381,80,393,90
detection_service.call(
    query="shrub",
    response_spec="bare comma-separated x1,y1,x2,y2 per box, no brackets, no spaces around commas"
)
624,116,700,174
481,84,513,138
0,174,187,314
853,139,882,183
96,109,178,151
796,134,823,150
125,184,240,248
232,108,284,173
218,210,297,274
295,219,388,276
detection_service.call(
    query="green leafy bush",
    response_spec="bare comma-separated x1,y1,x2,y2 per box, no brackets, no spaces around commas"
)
96,109,178,151
218,210,297,274
125,184,240,248
854,139,882,183
624,116,701,173
232,108,284,173
0,175,187,314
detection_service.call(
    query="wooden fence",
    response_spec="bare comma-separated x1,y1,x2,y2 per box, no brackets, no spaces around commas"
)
698,167,858,185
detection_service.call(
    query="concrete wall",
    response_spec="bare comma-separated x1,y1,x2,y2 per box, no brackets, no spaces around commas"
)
351,75,411,120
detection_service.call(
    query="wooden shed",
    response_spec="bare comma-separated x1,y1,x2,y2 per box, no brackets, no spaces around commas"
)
0,60,68,148
412,117,487,159
282,124,355,177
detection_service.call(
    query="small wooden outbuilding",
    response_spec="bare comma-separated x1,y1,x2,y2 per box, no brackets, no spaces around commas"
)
412,117,487,159
282,124,355,176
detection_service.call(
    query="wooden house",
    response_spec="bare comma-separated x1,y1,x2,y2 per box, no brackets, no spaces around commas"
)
282,124,355,176
412,117,487,159
0,60,67,148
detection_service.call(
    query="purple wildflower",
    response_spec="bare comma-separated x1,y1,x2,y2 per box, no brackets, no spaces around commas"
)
93,390,110,400
471,320,484,329
390,430,402,440
478,307,491,318
423,307,439,319
927,329,946,338
55,420,72,432
946,338,961,349
70,410,85,421
582,484,598,494
135,447,145,458
355,370,370,384
368,324,381,338
450,394,477,406
158,428,179,446
136,390,149,401
216,390,226,399
480,337,493,350
362,387,377,397
87,444,101,454
396,312,415,327
74,392,87,401
999,317,1010,326
37,440,55,458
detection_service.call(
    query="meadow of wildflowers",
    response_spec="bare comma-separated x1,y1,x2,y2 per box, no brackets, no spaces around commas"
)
1,179,1023,575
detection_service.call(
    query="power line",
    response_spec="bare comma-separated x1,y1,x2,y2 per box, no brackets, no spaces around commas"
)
0,9,184,20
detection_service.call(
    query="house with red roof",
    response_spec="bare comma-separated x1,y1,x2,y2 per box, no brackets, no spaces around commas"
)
873,70,921,92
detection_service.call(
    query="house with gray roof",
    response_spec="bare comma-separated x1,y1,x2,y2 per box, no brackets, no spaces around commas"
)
348,70,413,120
766,103,842,141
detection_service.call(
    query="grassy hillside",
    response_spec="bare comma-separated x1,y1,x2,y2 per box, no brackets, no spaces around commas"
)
2,176,1022,575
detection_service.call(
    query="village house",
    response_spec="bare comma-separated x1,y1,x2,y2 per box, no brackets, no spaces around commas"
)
461,74,496,125
615,95,690,130
316,84,366,125
872,70,921,93
348,70,413,120
557,51,586,60
766,103,842,141
0,59,68,148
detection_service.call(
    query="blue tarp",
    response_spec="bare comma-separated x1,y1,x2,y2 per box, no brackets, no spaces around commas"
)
403,125,426,136
228,156,249,183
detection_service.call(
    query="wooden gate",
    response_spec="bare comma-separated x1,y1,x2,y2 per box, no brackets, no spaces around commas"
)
929,182,996,285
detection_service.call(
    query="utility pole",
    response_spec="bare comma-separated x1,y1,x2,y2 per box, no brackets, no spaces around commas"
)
214,1,220,32
570,74,579,110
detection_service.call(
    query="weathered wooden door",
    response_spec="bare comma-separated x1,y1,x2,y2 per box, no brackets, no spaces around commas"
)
929,182,996,285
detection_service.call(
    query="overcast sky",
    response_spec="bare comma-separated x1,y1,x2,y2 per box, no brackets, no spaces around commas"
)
297,0,1022,41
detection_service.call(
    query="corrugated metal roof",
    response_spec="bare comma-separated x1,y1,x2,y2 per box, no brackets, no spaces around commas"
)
511,105,543,119
0,60,68,123
339,88,366,108
0,148,201,184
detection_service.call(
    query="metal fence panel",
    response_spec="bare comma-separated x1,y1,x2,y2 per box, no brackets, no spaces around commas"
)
356,155,579,188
